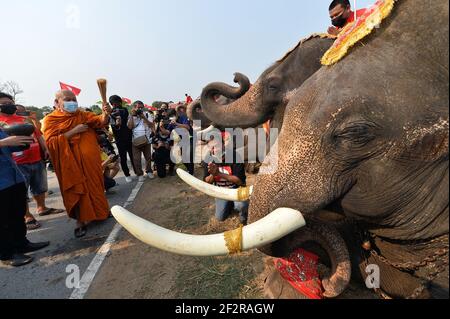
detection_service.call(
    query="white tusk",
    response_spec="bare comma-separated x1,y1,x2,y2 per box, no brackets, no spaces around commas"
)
177,168,253,202
111,206,306,257
197,125,216,136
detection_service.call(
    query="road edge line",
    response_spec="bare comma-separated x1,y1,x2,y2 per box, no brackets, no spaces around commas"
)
69,181,144,299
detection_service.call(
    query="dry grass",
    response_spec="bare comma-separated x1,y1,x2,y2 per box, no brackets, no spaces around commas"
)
175,252,266,299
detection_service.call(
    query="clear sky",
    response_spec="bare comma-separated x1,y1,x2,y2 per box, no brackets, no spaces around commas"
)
0,0,374,107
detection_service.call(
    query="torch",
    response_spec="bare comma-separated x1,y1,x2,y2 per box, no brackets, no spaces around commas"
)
97,78,108,106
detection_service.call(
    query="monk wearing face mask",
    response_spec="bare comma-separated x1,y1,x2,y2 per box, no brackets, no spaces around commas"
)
42,90,112,238
328,0,367,36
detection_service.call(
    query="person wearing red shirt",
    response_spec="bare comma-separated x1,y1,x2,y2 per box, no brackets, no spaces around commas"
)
185,94,193,105
0,97,63,230
328,0,367,36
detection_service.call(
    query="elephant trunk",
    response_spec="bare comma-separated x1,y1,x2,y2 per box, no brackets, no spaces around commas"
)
187,99,212,129
201,73,269,129
311,223,352,298
187,99,201,122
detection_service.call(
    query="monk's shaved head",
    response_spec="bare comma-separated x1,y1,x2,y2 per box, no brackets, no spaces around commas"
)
55,90,78,113
55,90,76,100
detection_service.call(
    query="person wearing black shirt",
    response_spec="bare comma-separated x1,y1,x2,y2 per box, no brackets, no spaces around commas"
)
109,95,136,183
202,135,248,225
152,117,175,178
174,105,195,176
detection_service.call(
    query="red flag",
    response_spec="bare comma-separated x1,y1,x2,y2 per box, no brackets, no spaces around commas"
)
59,82,82,96
145,104,157,111
122,98,132,105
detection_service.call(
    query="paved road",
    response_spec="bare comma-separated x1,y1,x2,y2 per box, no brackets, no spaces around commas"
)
0,168,139,299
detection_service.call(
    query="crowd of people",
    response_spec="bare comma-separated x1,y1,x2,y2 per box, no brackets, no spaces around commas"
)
0,89,201,267
1,0,363,267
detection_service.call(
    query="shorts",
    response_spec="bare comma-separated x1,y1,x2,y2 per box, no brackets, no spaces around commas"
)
18,161,48,196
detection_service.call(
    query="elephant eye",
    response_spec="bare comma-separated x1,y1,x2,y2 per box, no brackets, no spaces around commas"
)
268,85,278,91
267,77,282,91
334,122,379,146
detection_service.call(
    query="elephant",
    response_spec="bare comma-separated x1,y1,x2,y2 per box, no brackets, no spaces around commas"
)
199,0,449,299
111,0,448,299
190,35,335,175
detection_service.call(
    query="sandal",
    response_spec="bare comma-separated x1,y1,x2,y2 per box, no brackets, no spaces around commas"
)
74,226,88,238
38,208,65,217
26,219,41,231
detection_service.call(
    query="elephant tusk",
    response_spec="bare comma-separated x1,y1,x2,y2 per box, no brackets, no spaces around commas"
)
111,206,306,257
177,168,253,202
197,125,216,137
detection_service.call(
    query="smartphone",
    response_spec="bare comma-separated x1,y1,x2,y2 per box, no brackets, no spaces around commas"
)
112,155,119,162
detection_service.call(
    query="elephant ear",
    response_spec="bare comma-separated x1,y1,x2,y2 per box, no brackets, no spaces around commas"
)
400,117,449,162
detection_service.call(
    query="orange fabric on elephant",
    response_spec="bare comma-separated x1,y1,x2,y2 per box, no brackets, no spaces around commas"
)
43,110,110,222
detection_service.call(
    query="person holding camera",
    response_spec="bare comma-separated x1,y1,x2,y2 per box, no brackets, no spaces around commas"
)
152,113,175,178
127,101,155,182
203,132,248,225
109,95,136,183
0,93,50,267
173,105,195,175
0,97,63,231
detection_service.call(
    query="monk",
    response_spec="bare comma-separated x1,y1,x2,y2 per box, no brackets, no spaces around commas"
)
43,90,112,238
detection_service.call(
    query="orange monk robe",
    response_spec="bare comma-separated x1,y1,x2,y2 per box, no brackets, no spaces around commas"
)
43,110,110,223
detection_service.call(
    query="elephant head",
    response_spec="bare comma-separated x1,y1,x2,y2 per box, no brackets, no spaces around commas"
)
250,0,449,234
200,35,335,130
249,0,449,298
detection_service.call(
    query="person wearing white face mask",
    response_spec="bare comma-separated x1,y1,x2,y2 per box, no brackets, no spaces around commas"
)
42,90,113,238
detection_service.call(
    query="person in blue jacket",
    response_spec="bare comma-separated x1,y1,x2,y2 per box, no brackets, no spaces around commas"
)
0,107,50,267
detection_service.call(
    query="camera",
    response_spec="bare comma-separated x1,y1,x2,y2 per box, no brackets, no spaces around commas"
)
155,109,164,123
111,109,121,119
110,110,122,128
135,109,144,116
